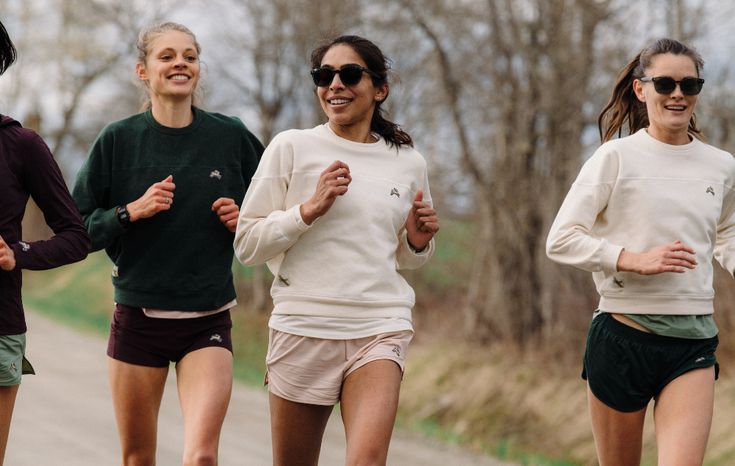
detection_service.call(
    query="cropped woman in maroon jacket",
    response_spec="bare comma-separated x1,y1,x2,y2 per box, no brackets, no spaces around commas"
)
0,20,89,464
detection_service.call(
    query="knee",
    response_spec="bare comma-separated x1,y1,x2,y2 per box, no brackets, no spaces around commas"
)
122,452,156,466
346,450,388,466
183,450,217,466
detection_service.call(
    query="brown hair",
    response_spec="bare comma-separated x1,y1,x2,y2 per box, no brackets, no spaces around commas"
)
0,20,17,76
310,35,413,148
136,22,202,111
598,38,704,143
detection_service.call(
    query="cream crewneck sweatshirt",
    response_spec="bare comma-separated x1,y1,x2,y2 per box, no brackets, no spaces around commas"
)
547,129,735,315
234,124,434,326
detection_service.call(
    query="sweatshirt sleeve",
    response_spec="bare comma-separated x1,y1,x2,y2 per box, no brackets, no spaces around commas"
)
546,147,624,274
396,164,435,270
12,132,90,270
714,185,735,276
233,133,312,266
71,129,127,252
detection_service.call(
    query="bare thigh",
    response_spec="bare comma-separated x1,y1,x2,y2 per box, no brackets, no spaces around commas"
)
587,384,647,466
269,392,333,466
0,385,19,466
176,347,233,466
108,357,168,466
341,359,402,466
654,367,715,466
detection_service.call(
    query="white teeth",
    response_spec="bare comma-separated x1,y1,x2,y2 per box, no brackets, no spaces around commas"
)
170,75,189,81
329,99,349,105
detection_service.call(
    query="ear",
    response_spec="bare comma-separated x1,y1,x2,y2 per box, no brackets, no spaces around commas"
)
135,62,148,82
632,78,646,102
374,83,388,103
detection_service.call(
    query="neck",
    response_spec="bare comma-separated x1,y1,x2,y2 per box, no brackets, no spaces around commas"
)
328,120,376,143
150,97,194,128
646,124,691,146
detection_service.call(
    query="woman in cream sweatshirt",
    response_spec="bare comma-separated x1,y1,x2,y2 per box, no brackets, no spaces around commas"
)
547,38,735,466
234,35,439,466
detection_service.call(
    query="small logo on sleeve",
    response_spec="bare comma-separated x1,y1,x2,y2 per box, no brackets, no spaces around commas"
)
390,187,400,198
706,186,715,196
277,275,290,286
210,170,222,180
19,242,30,252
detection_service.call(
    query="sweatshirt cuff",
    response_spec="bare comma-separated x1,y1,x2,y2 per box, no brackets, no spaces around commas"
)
287,204,314,235
600,241,624,274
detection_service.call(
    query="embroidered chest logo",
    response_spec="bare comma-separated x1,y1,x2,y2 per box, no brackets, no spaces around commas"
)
210,170,222,180
613,277,624,288
706,186,715,196
390,187,400,198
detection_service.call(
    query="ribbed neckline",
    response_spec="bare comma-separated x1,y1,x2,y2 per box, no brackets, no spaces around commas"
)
636,128,699,154
143,106,204,135
321,123,386,151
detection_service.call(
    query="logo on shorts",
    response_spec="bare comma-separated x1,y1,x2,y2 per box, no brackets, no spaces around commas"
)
210,170,222,180
391,345,401,357
695,356,706,363
210,334,223,343
277,275,290,286
390,187,400,198
706,186,715,196
9,362,17,372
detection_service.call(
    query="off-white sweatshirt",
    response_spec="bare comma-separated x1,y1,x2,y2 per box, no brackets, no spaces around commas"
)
546,129,735,315
234,124,434,325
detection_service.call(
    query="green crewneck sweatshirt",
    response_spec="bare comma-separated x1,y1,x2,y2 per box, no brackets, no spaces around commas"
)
73,107,263,311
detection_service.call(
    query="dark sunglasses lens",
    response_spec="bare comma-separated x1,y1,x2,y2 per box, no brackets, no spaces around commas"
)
338,65,364,85
680,78,703,95
312,68,335,86
653,77,676,94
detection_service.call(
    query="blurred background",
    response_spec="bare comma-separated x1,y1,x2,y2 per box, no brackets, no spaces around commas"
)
3,0,735,464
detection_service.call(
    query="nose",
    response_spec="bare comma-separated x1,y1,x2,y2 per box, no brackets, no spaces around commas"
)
173,54,188,67
329,72,345,90
670,82,685,98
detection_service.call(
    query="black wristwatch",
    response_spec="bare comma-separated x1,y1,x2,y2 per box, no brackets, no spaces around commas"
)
115,205,132,227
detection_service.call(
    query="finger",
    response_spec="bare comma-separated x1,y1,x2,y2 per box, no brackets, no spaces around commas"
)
324,160,350,174
670,241,695,254
219,211,239,223
212,197,235,211
414,190,424,203
216,203,238,215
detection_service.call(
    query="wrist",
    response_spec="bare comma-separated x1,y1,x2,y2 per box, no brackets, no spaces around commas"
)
299,203,316,226
407,237,427,253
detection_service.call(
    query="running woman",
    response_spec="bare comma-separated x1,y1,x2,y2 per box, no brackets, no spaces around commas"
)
234,35,439,466
0,19,90,466
547,38,734,466
72,22,263,466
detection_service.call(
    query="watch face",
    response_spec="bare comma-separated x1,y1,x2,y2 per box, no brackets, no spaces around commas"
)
117,206,130,225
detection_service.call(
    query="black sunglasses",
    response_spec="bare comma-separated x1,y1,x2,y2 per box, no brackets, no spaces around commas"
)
310,64,379,87
638,76,705,96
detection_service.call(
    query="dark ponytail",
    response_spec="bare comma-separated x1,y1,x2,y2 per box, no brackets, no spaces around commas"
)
310,35,413,148
0,20,17,76
598,38,704,143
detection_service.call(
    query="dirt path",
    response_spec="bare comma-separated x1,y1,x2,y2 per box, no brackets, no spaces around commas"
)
6,311,513,465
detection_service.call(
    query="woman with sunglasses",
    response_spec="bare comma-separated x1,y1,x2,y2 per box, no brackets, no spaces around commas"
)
234,35,439,466
547,38,733,465
0,20,90,465
72,22,263,465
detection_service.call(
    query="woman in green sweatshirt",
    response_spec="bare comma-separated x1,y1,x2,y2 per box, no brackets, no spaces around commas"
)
73,22,262,466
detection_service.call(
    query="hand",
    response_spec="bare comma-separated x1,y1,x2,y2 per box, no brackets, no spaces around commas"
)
127,175,176,222
405,191,439,252
212,197,239,233
299,160,352,225
616,240,697,275
0,235,16,271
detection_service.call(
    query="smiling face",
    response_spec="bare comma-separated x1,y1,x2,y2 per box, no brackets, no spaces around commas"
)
316,44,387,142
633,52,699,145
136,30,200,107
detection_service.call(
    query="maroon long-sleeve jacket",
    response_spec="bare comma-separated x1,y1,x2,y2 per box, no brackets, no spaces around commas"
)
0,115,90,335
